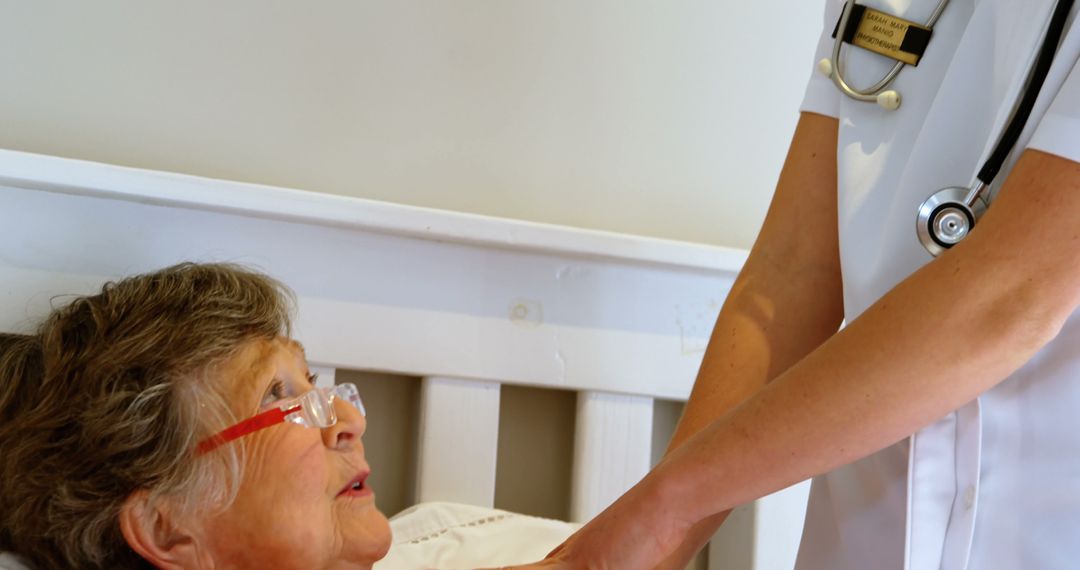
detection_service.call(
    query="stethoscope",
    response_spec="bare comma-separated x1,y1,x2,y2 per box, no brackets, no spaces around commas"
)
819,0,1075,256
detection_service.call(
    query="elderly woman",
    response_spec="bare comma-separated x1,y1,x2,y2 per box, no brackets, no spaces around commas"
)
0,263,391,569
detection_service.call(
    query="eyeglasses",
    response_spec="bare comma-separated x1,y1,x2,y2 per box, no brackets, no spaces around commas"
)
197,382,366,455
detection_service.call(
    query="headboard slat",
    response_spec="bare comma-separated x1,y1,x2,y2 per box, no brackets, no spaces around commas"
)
415,376,501,508
570,391,654,522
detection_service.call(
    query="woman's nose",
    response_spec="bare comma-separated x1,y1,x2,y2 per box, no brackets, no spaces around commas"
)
321,392,366,450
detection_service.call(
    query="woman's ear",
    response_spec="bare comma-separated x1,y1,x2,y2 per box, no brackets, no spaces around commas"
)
119,490,213,570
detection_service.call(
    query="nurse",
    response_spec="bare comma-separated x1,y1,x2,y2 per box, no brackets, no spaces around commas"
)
515,0,1080,568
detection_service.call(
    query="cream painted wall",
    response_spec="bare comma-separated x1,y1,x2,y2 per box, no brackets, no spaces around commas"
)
0,0,822,249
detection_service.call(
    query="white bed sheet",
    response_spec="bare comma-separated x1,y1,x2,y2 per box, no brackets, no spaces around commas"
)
376,502,580,570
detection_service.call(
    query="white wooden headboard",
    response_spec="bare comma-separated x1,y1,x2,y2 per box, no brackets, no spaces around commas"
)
0,148,808,570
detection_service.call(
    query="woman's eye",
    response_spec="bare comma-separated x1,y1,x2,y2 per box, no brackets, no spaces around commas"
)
260,380,289,408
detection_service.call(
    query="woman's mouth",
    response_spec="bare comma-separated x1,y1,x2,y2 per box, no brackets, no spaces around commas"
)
338,471,373,499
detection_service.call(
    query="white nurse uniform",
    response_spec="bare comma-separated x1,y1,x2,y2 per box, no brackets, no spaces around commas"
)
795,1,1080,568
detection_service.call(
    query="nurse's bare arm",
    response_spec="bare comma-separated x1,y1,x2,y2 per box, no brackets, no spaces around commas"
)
651,111,844,569
657,147,1080,520
519,149,1080,569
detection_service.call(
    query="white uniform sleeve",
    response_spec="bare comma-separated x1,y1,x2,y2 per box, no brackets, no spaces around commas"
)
1028,54,1080,164
799,0,845,118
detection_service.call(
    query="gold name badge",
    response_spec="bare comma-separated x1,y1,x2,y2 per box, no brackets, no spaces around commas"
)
834,5,933,66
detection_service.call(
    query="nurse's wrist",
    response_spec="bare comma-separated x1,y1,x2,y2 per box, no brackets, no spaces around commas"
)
646,455,715,533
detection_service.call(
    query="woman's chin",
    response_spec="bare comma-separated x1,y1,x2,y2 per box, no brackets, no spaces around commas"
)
335,504,393,565
370,511,392,561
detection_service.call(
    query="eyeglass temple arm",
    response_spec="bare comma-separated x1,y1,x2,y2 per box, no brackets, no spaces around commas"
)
196,404,302,455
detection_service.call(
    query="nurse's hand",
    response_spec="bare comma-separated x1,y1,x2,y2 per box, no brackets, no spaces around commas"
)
501,472,696,570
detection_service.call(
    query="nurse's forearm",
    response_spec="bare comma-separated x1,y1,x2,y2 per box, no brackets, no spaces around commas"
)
652,112,842,569
651,153,1079,525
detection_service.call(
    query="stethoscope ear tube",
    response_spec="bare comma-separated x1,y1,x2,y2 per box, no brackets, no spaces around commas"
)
822,0,951,110
916,0,1075,256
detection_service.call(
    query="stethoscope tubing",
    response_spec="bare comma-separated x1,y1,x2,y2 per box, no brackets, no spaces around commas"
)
975,0,1075,189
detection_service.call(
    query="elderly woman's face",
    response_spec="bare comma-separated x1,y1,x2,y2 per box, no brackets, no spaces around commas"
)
199,338,390,569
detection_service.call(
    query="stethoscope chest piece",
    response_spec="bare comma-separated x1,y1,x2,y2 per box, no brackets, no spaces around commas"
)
916,186,988,256
910,0,1072,257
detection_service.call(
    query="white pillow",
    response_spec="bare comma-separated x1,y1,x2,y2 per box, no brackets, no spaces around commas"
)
375,502,580,570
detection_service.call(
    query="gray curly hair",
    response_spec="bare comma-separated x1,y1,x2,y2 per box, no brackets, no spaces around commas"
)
0,263,294,569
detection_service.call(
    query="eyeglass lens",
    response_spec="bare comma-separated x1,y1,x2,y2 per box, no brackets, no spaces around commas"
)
296,383,365,428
